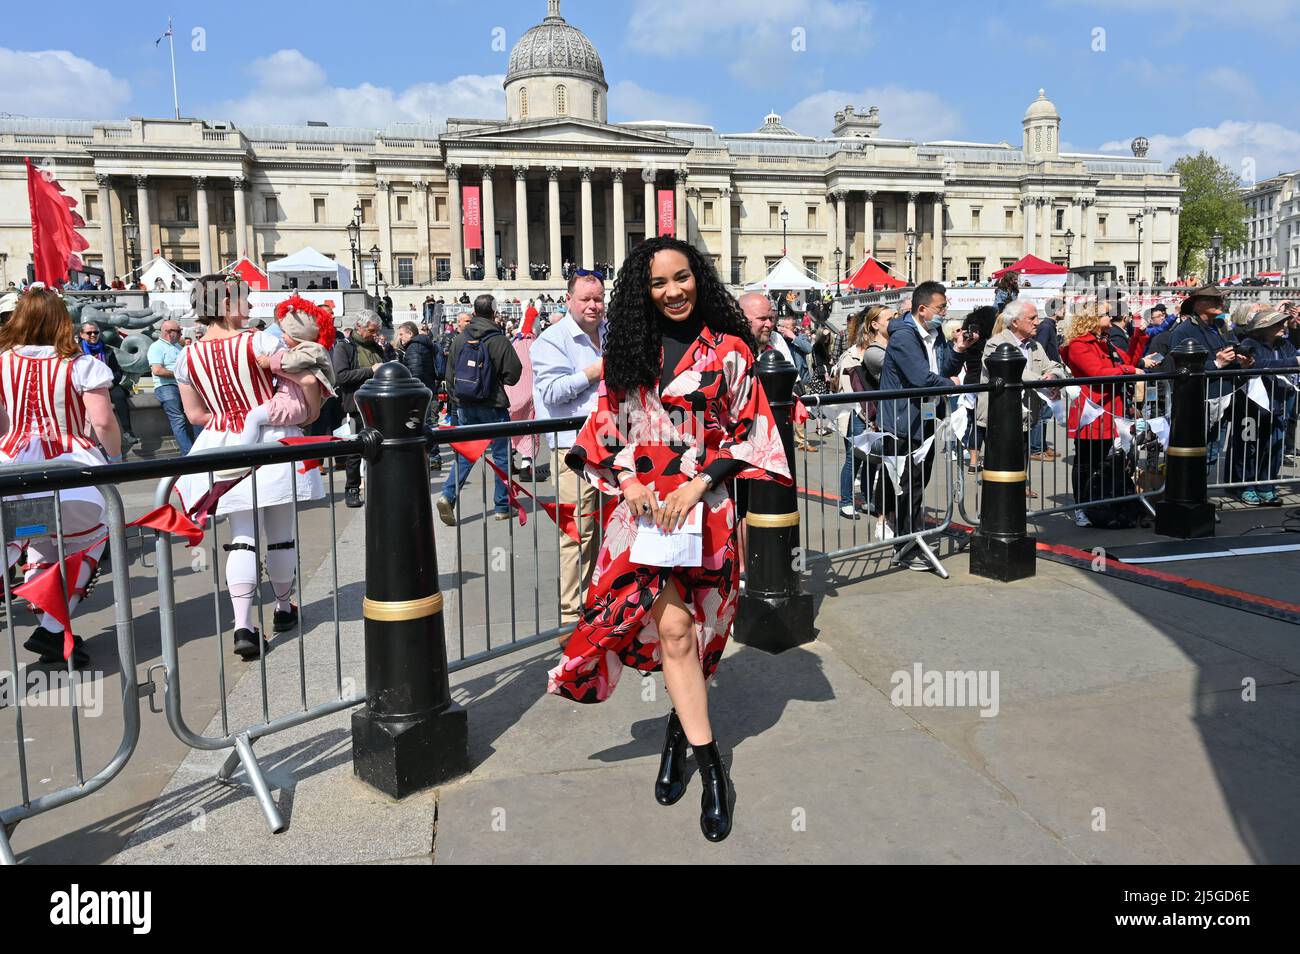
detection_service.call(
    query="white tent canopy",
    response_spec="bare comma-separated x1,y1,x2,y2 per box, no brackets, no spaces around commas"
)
744,255,827,292
266,247,352,290
138,256,193,291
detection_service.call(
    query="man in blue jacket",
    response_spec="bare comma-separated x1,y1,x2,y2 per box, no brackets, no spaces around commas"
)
879,281,978,569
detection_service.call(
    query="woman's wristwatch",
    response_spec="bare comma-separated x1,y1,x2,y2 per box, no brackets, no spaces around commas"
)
695,472,714,490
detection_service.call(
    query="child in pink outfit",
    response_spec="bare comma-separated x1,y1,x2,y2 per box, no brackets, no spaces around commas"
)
238,297,338,445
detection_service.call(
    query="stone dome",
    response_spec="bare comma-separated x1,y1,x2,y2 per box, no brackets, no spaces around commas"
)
754,111,799,137
1023,88,1059,122
506,1,607,90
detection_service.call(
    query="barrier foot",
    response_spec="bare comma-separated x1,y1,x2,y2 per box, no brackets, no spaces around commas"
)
216,747,241,783
231,734,286,834
970,532,1037,582
733,592,815,654
0,821,17,865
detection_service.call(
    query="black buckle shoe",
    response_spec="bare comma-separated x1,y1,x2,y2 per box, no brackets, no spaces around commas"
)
273,604,299,633
692,740,733,843
24,627,90,668
345,488,363,509
654,710,689,806
232,627,267,660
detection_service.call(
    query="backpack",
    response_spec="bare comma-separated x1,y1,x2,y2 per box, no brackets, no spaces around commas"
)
452,328,502,403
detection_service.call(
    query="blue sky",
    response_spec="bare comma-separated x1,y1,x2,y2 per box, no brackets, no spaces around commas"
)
4,0,1299,178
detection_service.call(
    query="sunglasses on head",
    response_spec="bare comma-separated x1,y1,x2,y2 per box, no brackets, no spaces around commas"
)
573,268,604,280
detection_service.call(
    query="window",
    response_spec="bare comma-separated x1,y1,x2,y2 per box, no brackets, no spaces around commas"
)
769,204,779,230
1129,216,1137,233
360,198,373,224
313,197,326,224
1055,208,1065,231
731,203,741,229
731,259,743,286
703,201,714,227
435,255,450,281
1001,259,1017,270
434,196,447,222
592,89,600,119
765,256,780,273
873,207,884,230
556,84,567,116
805,258,822,278
397,256,414,285
967,259,982,283
1098,215,1107,237
1125,263,1138,284
220,196,234,224
84,193,98,221
1005,209,1015,230
807,206,818,230
520,87,528,119
396,195,410,222
176,195,191,221
264,195,279,223
971,208,981,230
1153,262,1166,284
941,258,950,281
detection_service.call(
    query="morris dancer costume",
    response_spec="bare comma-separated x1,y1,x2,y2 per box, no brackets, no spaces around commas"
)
173,330,323,652
0,346,113,664
547,325,790,704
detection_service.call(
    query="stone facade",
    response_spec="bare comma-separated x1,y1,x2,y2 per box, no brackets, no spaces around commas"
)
0,2,1182,299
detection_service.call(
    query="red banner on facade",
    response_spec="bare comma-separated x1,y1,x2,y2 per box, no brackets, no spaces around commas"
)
657,189,675,237
463,186,482,250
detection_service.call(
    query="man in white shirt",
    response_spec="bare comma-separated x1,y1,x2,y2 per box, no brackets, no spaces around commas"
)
148,320,197,453
531,270,606,625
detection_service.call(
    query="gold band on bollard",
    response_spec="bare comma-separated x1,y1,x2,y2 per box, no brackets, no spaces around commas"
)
981,469,1026,483
745,511,801,528
363,592,444,622
1166,446,1207,458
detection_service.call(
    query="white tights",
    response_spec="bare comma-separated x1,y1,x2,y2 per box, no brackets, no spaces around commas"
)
5,499,106,633
224,504,297,633
237,404,273,446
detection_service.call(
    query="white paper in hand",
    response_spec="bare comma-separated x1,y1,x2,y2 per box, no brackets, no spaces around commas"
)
630,501,704,567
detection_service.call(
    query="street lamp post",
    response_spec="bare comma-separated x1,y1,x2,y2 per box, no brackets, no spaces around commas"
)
1064,228,1075,270
1135,209,1145,284
905,227,916,285
370,244,382,301
347,202,362,290
1211,231,1223,284
834,246,842,296
780,206,789,256
123,212,139,280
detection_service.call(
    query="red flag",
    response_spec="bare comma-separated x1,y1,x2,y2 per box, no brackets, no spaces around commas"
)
129,504,205,547
657,189,675,237
14,549,87,660
463,186,482,251
26,157,89,286
793,395,810,426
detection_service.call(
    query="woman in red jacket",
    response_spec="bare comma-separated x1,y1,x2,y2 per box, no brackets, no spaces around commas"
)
1060,304,1159,526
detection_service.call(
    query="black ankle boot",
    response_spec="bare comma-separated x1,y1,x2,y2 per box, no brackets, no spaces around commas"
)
654,710,689,806
692,740,732,842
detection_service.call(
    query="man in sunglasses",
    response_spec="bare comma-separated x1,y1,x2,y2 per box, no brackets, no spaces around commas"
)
79,322,139,453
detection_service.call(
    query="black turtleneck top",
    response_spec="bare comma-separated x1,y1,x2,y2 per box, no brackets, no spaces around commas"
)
656,313,748,486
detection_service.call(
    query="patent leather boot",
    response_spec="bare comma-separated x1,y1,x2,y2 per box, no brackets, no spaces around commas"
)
654,710,689,805
692,740,733,842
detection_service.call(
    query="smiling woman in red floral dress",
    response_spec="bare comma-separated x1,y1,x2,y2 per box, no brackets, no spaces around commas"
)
548,236,790,842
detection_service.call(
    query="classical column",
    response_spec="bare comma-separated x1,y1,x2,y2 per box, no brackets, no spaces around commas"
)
1039,196,1053,260
95,174,117,278
719,186,733,285
1088,201,1100,267
481,164,497,279
603,179,614,266
546,165,562,276
231,176,249,261
906,192,918,234
415,179,432,280
612,167,626,273
825,194,836,265
1022,196,1036,254
932,195,945,281
863,190,875,258
193,176,212,273
1143,207,1156,283
579,166,595,270
377,179,394,283
513,165,530,279
834,190,848,273
1168,205,1181,280
446,164,464,283
674,168,688,241
134,175,153,264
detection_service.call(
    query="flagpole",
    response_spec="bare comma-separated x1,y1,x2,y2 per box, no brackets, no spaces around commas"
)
167,17,180,119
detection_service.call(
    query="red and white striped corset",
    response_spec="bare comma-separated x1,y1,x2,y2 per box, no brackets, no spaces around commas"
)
183,332,275,433
0,351,96,459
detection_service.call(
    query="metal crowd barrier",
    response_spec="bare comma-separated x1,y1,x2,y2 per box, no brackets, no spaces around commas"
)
1,475,140,865
1204,367,1300,501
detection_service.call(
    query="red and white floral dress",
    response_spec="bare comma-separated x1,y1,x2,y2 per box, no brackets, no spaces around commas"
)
547,328,790,704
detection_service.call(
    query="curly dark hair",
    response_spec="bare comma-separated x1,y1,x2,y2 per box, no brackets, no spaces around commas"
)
603,236,755,396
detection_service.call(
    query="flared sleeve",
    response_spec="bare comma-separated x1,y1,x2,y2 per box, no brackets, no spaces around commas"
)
564,379,639,494
714,340,793,485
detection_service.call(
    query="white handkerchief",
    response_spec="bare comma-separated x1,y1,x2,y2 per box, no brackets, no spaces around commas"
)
631,501,704,567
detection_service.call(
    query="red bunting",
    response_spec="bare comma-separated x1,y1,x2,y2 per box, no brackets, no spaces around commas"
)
793,395,810,426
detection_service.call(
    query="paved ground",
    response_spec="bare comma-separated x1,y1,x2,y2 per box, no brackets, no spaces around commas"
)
4,436,1299,864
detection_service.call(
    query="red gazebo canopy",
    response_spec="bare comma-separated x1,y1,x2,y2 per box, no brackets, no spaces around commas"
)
846,256,907,290
227,256,269,290
992,254,1068,278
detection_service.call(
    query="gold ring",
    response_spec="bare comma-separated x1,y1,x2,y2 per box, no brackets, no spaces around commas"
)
363,592,443,622
745,511,800,528
981,470,1026,483
1166,446,1207,458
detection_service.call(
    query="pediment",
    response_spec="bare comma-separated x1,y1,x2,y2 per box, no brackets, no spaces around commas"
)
447,117,688,149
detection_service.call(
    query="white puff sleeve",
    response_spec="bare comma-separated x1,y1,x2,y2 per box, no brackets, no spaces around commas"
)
71,354,114,393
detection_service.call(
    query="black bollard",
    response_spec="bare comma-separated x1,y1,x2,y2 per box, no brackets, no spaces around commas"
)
351,362,469,797
970,343,1037,581
1155,340,1215,539
733,349,815,652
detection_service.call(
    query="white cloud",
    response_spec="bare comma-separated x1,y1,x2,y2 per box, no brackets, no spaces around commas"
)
1100,120,1300,183
0,48,130,118
210,49,504,127
626,0,872,89
783,87,963,142
1202,66,1257,101
608,81,710,124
